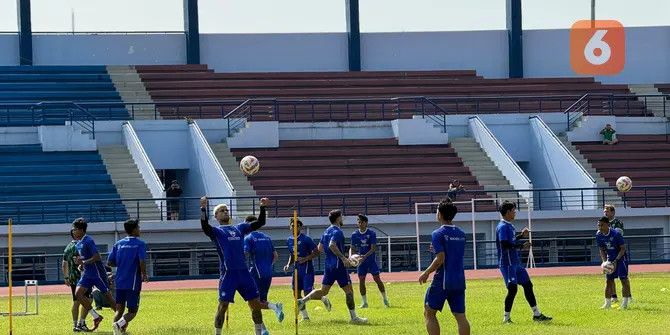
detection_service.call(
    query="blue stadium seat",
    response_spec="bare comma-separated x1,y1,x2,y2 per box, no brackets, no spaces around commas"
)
0,144,128,224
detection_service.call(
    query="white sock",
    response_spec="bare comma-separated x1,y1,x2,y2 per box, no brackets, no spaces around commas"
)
254,323,263,335
73,320,78,327
268,302,277,311
349,309,357,319
300,309,309,318
116,317,127,328
531,305,541,317
78,318,86,326
604,298,612,305
89,309,100,319
261,323,267,331
320,296,328,303
215,328,222,335
504,312,511,321
361,295,368,304
381,291,388,301
622,297,630,306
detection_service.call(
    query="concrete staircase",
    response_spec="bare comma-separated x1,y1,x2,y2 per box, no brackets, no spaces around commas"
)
98,145,162,221
449,137,527,207
106,65,160,120
628,84,667,117
210,142,258,219
557,135,623,206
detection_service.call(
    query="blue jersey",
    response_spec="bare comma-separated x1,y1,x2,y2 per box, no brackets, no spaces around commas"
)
75,235,107,279
320,225,345,270
496,220,521,267
210,222,253,273
431,225,466,291
287,233,317,273
351,229,377,256
244,231,275,278
596,229,627,262
107,236,147,291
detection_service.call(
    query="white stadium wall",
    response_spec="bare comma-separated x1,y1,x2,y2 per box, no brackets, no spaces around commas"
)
360,30,509,78
1,27,668,84
32,33,186,65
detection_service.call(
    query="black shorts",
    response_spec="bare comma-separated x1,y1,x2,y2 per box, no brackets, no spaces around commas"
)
70,284,92,301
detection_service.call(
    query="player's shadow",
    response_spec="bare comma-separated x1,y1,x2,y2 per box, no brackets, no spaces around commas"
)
327,319,374,326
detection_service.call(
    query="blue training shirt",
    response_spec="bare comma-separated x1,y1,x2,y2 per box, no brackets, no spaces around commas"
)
210,222,253,273
286,233,317,273
596,228,627,262
351,229,377,256
75,235,108,279
320,225,345,270
496,220,521,267
431,225,467,291
108,236,147,291
244,231,275,278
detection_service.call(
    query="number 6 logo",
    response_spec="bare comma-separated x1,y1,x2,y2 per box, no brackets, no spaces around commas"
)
570,20,625,75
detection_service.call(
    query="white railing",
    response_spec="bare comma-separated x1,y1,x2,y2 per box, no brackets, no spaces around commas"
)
189,121,236,212
529,116,597,209
468,116,532,200
122,122,166,217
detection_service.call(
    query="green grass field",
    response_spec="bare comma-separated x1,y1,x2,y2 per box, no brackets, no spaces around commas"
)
2,273,670,334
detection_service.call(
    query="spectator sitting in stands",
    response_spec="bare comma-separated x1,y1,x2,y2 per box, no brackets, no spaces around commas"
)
447,179,465,200
166,180,183,220
600,124,619,145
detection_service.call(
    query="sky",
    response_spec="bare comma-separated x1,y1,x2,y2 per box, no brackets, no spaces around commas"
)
0,0,668,33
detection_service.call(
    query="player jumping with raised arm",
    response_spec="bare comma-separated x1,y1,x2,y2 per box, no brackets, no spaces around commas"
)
244,218,281,334
496,201,552,324
283,218,319,321
72,217,116,331
596,216,633,309
108,219,148,335
298,210,368,324
200,197,284,335
419,199,470,335
350,214,389,308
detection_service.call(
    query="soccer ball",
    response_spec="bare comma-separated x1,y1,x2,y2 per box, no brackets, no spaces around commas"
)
239,155,260,176
601,261,615,275
616,176,632,193
348,254,363,267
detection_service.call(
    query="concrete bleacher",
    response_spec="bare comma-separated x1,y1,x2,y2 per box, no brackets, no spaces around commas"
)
572,134,670,207
229,138,495,216
0,66,129,126
135,65,649,121
0,144,127,224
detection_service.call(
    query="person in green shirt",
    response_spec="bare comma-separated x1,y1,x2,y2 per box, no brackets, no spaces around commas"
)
600,124,619,145
62,229,91,332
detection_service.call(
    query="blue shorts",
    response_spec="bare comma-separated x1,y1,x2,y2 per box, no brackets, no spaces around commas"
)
292,269,315,295
219,269,259,303
606,258,629,280
424,285,466,314
357,258,380,277
252,273,273,302
500,264,531,286
77,274,109,294
322,266,351,288
115,289,141,310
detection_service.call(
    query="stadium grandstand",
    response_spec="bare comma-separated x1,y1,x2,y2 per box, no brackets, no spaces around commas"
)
0,1,669,334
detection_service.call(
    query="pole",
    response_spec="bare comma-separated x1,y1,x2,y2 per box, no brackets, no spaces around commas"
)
387,235,391,273
414,203,421,271
471,200,478,270
292,210,299,335
591,0,596,28
9,218,14,334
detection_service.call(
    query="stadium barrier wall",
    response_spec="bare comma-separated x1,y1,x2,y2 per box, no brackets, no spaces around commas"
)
227,121,279,149
468,116,532,199
391,118,448,145
567,116,669,142
188,121,236,211
0,127,38,145
528,116,597,209
37,125,95,151
278,121,394,141
122,122,166,217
